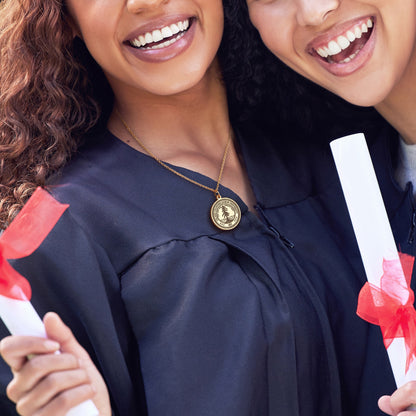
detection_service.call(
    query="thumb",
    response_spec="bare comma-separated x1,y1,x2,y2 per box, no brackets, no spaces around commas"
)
43,312,90,361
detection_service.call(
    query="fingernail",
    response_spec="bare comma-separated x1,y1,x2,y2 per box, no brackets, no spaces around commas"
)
44,340,60,350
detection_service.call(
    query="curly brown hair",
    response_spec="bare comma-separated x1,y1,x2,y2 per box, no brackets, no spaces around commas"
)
0,0,100,228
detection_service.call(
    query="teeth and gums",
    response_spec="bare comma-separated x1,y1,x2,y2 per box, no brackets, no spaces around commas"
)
313,18,373,63
129,19,191,50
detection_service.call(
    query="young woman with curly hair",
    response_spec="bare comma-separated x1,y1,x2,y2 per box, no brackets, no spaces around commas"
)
0,0,367,415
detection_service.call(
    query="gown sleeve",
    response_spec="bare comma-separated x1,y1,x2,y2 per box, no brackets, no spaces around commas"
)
0,209,146,415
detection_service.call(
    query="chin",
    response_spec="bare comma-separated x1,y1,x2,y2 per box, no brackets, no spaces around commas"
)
332,88,389,108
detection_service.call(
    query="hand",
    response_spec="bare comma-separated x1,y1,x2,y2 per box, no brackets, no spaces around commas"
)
379,381,416,415
0,312,111,416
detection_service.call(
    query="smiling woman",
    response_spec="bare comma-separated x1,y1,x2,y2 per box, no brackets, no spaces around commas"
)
0,0,367,415
237,0,416,414
246,0,416,110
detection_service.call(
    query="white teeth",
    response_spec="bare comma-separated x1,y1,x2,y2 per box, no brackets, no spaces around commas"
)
142,32,186,50
315,18,373,59
338,47,363,64
131,38,141,48
171,23,180,34
130,19,190,48
316,47,328,58
328,40,341,55
152,29,163,42
145,33,153,44
161,26,173,38
337,35,350,50
346,31,355,42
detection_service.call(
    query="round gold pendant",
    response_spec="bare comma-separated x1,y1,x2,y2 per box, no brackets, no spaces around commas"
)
210,197,241,231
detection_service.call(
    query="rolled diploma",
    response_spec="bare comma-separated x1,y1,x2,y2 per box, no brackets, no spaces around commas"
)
330,133,416,388
0,295,99,416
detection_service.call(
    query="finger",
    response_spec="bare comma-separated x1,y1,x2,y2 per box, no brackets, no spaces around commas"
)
389,381,416,414
43,313,112,415
43,312,91,361
42,384,96,416
15,368,93,416
379,395,394,415
43,312,99,384
0,335,60,372
6,352,79,403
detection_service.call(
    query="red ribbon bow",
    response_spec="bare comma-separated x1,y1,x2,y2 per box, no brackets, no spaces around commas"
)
0,188,68,301
357,253,416,372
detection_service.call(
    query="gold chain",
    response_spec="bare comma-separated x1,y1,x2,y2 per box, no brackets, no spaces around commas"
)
116,110,232,199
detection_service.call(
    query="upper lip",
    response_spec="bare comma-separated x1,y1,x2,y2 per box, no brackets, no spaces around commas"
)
124,14,194,44
307,15,375,57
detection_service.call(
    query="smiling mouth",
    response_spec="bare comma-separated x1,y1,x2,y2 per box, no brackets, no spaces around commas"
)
311,18,374,64
128,18,193,50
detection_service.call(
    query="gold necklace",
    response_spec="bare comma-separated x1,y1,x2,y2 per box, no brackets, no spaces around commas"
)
116,111,241,231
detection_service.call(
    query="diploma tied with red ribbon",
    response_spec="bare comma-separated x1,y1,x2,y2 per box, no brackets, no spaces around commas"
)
331,133,416,388
0,187,99,416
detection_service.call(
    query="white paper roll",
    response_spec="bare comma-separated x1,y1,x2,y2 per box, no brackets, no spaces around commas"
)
331,133,416,387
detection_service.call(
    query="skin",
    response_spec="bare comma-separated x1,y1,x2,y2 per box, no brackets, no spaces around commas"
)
67,0,255,208
246,0,416,144
0,0,256,413
246,0,416,414
0,313,111,416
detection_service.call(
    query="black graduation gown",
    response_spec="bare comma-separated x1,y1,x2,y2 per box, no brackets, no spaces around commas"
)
239,119,409,416
0,127,343,415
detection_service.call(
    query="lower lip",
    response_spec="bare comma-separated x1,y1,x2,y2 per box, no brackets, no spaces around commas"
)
125,20,196,64
314,22,376,77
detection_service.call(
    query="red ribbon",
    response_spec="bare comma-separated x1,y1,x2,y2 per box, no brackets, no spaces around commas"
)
0,187,68,301
357,253,416,372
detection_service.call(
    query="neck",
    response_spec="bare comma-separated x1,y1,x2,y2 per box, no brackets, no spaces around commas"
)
375,54,416,144
108,60,231,157
106,60,257,211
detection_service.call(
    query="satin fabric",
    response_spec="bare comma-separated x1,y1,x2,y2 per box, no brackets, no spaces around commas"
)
0,126,342,415
0,119,405,415
241,120,412,416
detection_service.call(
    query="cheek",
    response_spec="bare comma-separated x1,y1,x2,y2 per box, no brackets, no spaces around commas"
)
261,29,294,60
248,5,295,59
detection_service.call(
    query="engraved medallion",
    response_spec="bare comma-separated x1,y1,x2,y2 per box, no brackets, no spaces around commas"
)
210,197,241,231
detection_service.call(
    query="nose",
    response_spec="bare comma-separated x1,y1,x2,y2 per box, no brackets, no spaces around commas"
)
296,0,341,26
126,0,168,13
